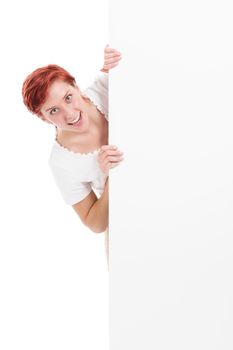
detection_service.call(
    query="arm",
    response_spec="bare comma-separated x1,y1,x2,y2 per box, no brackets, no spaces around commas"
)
72,145,124,233
100,45,122,73
85,177,109,233
72,178,109,234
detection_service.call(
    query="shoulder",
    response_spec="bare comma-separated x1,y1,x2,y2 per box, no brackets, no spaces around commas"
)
83,72,108,95
83,72,108,118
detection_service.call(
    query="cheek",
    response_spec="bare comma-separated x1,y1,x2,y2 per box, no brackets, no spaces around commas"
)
72,99,81,109
73,94,86,109
43,116,54,125
39,111,55,124
38,115,52,125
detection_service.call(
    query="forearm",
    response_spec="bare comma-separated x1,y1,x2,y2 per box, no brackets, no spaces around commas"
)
85,178,109,233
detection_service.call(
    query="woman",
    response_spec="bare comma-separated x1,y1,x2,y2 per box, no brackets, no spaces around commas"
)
22,46,123,268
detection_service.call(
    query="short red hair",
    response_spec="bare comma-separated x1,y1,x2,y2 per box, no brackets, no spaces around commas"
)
22,65,76,115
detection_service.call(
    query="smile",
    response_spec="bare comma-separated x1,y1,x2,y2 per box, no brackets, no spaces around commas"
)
67,112,81,125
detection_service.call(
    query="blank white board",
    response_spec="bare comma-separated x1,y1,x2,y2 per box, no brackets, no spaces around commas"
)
109,1,233,349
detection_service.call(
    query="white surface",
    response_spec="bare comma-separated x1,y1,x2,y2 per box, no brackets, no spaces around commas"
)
0,1,109,349
110,1,233,349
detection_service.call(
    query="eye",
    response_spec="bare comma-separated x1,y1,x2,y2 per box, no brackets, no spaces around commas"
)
65,94,72,103
50,107,59,115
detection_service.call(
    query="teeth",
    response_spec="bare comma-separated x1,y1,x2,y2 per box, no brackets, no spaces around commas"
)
70,112,81,124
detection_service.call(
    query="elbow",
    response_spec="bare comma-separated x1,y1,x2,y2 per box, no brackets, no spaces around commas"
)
84,219,107,234
83,210,108,234
89,225,107,234
93,229,104,234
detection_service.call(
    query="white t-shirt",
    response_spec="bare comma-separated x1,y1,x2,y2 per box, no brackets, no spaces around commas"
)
49,72,108,206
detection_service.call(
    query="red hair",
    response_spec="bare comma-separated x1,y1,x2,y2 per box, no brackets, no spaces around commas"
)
22,65,76,115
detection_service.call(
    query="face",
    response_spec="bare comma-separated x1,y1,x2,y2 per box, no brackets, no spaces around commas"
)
40,79,90,133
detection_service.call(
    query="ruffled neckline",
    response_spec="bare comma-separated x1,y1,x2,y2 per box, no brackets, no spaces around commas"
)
54,139,101,156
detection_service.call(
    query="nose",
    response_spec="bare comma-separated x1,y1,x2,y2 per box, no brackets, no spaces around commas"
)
63,105,76,123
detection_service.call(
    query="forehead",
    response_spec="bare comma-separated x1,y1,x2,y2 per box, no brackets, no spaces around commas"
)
40,79,77,113
46,79,74,101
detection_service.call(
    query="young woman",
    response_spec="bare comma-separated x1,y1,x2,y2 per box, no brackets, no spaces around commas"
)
22,46,123,267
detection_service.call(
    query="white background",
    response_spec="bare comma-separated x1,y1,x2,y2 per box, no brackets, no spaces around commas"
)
0,1,109,349
1,1,233,349
110,1,233,349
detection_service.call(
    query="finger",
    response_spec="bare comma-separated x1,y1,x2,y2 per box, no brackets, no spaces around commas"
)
98,149,123,158
104,46,118,51
104,57,122,64
99,153,123,162
98,154,123,166
104,56,121,64
103,62,120,69
104,155,124,163
102,157,124,169
100,145,118,151
105,52,122,59
104,47,121,54
105,51,121,56
99,151,123,163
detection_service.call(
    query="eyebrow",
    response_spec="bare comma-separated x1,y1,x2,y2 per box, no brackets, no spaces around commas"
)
45,90,71,112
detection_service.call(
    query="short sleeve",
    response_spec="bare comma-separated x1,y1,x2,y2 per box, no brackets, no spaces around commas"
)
49,164,92,205
83,72,108,119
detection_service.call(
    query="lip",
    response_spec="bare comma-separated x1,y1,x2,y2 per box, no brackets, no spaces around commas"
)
67,112,81,126
71,112,83,127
